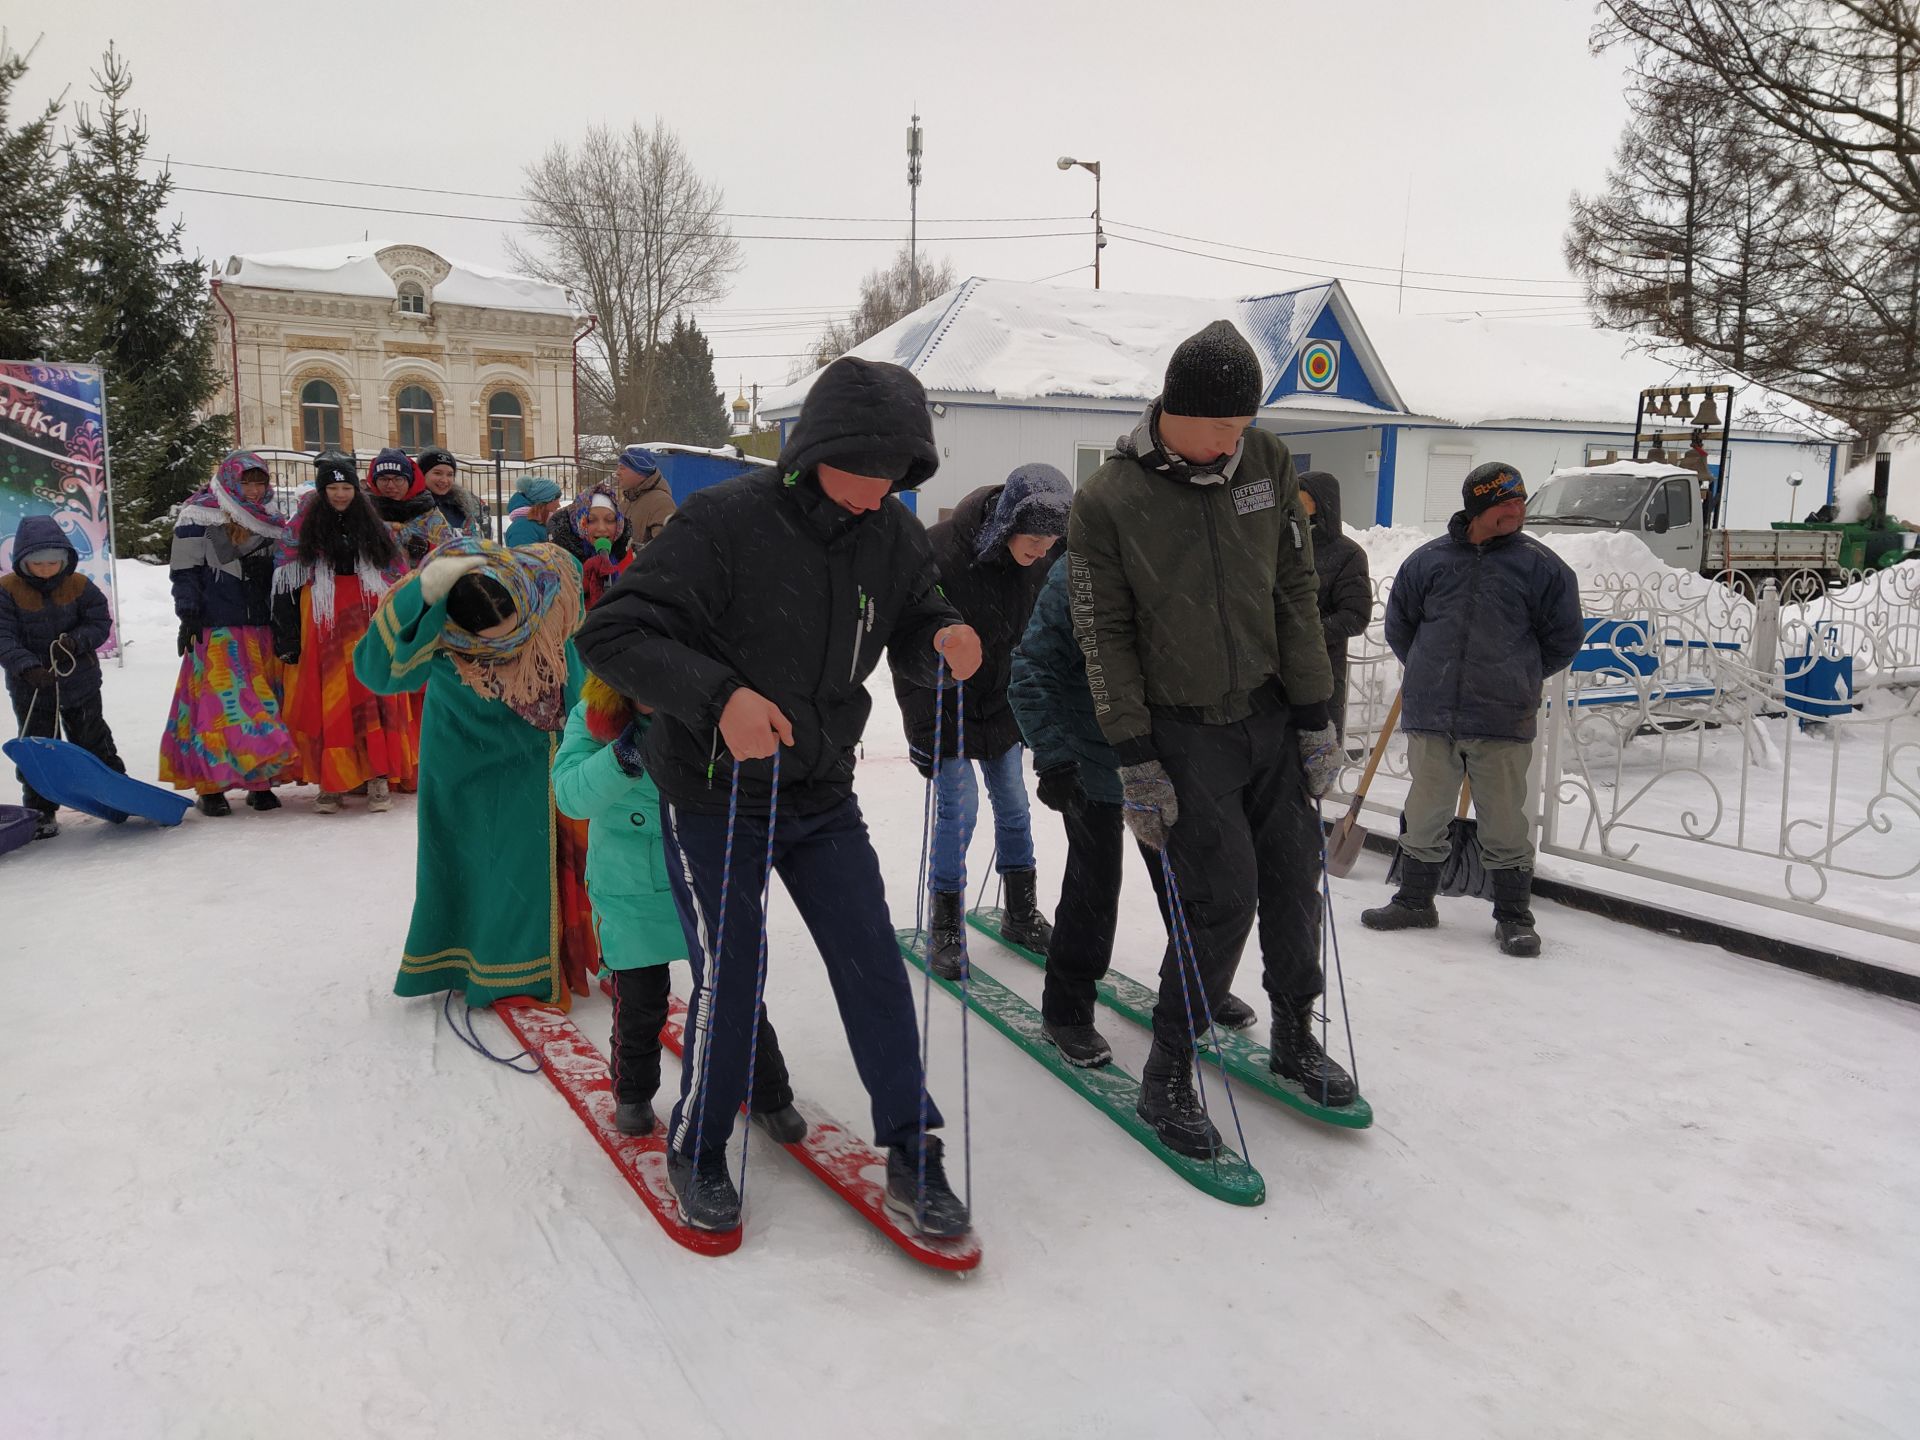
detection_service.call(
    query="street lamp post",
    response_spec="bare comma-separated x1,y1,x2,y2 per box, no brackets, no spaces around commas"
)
1056,156,1104,288
908,114,925,308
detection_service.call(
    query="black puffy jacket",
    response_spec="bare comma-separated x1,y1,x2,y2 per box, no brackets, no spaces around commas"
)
894,483,1055,764
576,357,957,817
1298,471,1371,695
1385,513,1586,743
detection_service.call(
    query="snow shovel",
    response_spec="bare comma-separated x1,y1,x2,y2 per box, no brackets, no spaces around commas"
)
1326,689,1401,877
1388,777,1495,900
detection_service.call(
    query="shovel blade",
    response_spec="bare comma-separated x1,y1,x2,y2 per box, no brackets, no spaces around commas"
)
1326,805,1369,877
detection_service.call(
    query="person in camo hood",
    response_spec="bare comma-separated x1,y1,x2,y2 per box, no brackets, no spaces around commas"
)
1067,319,1355,1158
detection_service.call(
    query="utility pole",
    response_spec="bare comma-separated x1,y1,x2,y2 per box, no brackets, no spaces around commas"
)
1056,157,1105,288
908,113,924,309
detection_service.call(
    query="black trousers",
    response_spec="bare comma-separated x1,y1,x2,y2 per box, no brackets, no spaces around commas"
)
1040,800,1177,1027
606,964,793,1113
1150,707,1323,1049
10,688,124,817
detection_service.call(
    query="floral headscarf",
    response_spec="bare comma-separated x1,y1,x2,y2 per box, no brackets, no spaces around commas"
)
431,535,583,731
177,450,285,541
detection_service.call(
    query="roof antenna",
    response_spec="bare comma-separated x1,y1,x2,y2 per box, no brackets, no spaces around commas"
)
1397,179,1412,316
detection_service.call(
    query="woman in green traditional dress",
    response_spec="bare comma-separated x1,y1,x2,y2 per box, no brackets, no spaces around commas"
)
354,536,600,1011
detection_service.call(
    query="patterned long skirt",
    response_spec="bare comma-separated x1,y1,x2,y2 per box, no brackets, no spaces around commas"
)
158,625,301,795
281,577,420,795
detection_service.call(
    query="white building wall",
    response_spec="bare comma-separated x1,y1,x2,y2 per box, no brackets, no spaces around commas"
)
918,403,1140,519
1270,425,1380,526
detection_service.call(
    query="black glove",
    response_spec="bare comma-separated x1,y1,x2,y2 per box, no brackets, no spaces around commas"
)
20,665,56,690
177,618,202,657
611,719,648,777
909,746,936,781
274,637,301,665
1036,762,1088,816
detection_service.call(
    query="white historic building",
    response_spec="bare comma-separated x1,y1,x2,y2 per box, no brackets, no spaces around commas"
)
209,242,584,461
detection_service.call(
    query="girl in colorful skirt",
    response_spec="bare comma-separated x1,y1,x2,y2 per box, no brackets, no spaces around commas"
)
355,537,600,1009
271,451,418,814
160,451,300,815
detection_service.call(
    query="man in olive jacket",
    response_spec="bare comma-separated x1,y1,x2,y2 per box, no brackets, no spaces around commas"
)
1067,321,1354,1158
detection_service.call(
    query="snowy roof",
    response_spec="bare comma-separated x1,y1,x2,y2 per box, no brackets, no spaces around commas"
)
1548,460,1695,481
220,241,579,316
760,277,1405,416
1354,309,1840,437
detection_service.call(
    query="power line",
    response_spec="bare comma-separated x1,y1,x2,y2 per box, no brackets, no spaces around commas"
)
1104,232,1595,301
1105,218,1581,289
153,158,1078,224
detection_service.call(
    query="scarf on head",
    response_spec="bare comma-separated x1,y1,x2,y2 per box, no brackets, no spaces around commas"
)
271,489,410,632
177,450,286,542
432,536,583,731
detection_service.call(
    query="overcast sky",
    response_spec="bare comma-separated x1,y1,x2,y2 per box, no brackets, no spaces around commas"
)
27,0,1632,396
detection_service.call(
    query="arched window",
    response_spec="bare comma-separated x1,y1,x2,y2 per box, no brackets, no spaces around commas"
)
487,390,525,458
397,385,436,449
397,280,426,315
300,379,342,453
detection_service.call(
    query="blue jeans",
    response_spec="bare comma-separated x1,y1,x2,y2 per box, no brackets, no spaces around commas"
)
931,747,1035,893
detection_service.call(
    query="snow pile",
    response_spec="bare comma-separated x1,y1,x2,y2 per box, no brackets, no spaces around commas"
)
1834,434,1920,526
1351,524,1434,577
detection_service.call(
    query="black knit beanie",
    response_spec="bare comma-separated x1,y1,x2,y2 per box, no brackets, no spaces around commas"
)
1461,461,1526,518
1163,321,1263,418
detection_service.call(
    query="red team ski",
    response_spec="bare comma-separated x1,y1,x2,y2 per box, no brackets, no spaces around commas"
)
493,997,740,1258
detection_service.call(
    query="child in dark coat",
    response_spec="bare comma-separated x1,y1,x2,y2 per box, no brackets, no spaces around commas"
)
1297,471,1372,738
0,515,124,837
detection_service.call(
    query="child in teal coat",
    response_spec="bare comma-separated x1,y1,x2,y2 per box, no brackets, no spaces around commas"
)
552,674,805,1140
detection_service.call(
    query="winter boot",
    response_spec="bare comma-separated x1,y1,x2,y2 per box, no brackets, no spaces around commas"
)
1491,867,1542,957
367,777,392,813
885,1133,972,1238
1269,999,1357,1107
667,1149,742,1232
612,1098,656,1136
1211,992,1257,1031
245,790,282,812
1042,1018,1113,1068
315,792,343,814
32,813,58,840
752,1104,808,1145
198,792,232,817
1136,1040,1223,1159
928,889,968,981
997,867,1054,955
1361,855,1443,931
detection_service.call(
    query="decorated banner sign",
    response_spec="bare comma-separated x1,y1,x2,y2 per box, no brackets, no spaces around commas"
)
0,362,119,654
1298,339,1340,393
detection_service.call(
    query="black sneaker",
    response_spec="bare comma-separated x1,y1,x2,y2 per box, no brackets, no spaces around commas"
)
885,1134,971,1238
245,790,282,812
667,1150,741,1232
198,792,232,817
1210,992,1257,1031
1269,1003,1356,1107
1136,1043,1223,1159
751,1104,808,1145
1042,1019,1113,1068
612,1098,656,1136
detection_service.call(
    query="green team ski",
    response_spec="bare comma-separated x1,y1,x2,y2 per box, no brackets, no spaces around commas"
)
966,908,1373,1131
896,928,1265,1207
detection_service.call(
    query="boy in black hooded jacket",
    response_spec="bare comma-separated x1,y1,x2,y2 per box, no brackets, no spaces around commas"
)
1297,470,1372,738
576,357,982,1238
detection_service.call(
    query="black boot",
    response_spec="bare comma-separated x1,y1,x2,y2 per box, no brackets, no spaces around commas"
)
885,1133,972,1238
1361,855,1442,931
667,1149,742,1232
198,792,232,817
1136,1041,1223,1159
928,889,967,980
1269,999,1357,1107
245,790,282,812
32,812,59,840
751,1104,808,1145
998,867,1054,955
1042,1018,1113,1067
1491,867,1542,957
612,1098,656,1136
1210,992,1257,1031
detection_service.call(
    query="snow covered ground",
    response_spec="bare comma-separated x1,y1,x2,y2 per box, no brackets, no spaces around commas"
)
4,561,1919,1439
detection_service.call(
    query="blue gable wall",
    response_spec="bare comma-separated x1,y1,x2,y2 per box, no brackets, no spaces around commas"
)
1266,304,1390,411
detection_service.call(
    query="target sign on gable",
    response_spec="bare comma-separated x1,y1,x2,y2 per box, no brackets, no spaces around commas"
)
1298,340,1340,393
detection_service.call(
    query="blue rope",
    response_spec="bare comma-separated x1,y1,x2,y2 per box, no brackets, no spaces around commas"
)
443,991,541,1074
954,677,973,1216
1319,836,1361,1094
736,748,782,1208
913,658,948,1228
687,761,743,1171
1158,849,1253,1169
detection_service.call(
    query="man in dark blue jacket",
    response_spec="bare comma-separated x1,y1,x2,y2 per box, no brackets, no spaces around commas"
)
1364,462,1584,955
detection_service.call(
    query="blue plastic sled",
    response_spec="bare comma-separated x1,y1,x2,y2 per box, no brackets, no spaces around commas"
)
2,736,193,827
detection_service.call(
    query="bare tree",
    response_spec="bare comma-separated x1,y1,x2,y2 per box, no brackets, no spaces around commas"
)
511,120,740,441
1570,1,1920,437
806,247,957,371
